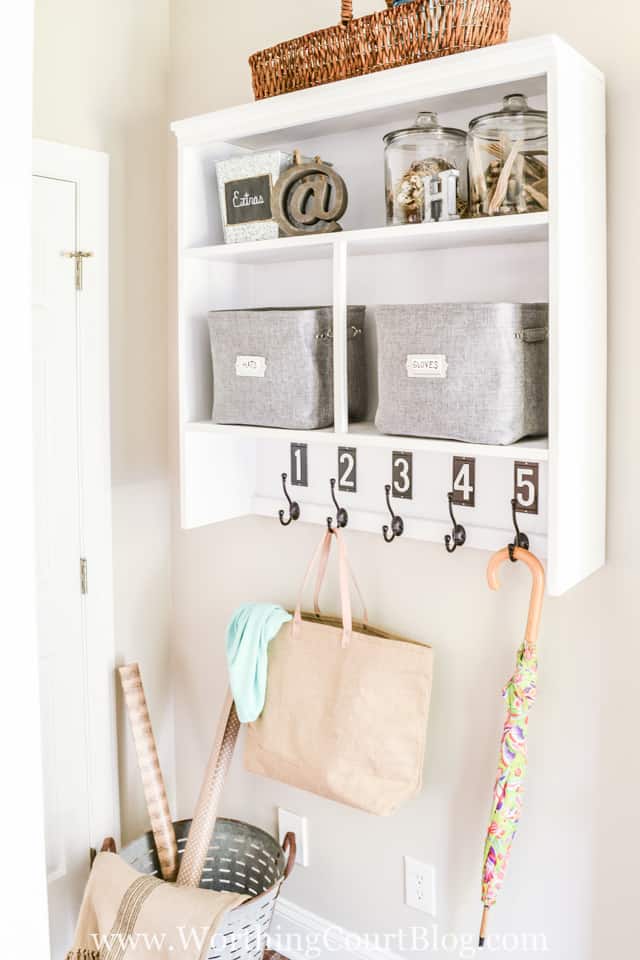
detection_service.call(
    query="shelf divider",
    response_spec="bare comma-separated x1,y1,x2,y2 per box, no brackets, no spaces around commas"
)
332,239,349,435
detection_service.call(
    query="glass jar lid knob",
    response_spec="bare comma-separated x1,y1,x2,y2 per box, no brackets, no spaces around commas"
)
502,94,529,114
415,111,440,128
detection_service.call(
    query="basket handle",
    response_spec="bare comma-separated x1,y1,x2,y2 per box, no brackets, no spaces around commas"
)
340,0,352,23
282,832,297,879
341,0,395,23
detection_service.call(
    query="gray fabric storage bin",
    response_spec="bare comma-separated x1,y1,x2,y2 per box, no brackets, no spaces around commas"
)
208,307,367,430
374,303,548,445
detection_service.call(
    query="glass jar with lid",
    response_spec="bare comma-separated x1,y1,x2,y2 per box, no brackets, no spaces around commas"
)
468,94,548,218
384,112,468,226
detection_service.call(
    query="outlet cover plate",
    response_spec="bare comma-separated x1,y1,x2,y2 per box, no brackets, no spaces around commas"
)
278,808,309,867
404,856,436,916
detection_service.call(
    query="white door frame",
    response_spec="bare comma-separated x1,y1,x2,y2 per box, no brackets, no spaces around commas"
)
33,139,120,852
1,5,50,954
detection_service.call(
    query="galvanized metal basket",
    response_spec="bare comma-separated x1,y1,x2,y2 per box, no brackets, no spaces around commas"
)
119,818,295,960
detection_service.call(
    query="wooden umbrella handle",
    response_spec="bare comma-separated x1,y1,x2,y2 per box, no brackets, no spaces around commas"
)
486,546,545,652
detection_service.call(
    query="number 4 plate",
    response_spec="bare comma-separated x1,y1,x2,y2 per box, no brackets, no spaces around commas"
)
451,457,475,508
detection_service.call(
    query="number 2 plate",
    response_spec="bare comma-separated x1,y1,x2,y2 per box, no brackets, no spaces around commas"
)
338,447,357,493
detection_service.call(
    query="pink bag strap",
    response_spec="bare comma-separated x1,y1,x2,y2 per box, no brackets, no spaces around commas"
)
294,529,333,629
313,529,333,616
316,528,368,629
335,528,353,646
294,527,368,647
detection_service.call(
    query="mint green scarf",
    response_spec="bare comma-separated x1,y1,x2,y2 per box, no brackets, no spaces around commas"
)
225,603,292,723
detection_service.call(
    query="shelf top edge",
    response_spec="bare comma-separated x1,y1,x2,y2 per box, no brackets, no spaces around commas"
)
185,421,550,462
183,212,549,259
171,35,599,144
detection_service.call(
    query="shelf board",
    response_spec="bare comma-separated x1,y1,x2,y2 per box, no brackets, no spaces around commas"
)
184,233,335,264
347,213,549,256
183,213,549,265
185,420,549,462
171,36,598,148
186,421,338,444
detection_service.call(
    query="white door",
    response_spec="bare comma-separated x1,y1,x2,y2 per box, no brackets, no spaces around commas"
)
32,143,118,960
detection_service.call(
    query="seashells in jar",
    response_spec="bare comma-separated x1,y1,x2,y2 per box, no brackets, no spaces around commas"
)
384,112,468,225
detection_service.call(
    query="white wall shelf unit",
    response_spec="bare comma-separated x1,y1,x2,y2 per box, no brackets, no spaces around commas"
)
172,35,606,596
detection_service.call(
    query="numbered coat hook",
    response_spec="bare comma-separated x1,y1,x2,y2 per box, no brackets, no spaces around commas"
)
444,493,467,554
278,473,301,527
383,484,404,544
327,478,348,532
509,498,530,562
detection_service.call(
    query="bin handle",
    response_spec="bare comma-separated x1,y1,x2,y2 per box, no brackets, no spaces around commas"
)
283,832,297,879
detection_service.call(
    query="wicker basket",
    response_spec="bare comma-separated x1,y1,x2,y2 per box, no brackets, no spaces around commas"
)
119,818,295,960
249,0,511,100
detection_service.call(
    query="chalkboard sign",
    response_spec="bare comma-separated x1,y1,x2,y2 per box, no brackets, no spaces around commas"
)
224,175,273,226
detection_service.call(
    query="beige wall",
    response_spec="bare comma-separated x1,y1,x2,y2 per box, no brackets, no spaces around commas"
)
169,3,640,958
33,0,174,843
32,1,640,954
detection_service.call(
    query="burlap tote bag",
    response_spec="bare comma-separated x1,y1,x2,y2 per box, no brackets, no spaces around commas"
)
244,528,433,815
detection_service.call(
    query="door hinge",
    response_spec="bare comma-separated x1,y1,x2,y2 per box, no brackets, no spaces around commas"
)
63,250,94,291
80,557,88,595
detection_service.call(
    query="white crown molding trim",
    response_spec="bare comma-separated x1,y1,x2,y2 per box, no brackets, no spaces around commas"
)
269,898,404,960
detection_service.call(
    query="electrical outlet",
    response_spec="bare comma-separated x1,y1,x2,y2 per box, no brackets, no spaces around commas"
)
278,808,309,867
404,856,436,916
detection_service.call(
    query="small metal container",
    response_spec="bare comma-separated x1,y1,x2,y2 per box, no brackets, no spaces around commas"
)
384,112,467,225
208,306,367,429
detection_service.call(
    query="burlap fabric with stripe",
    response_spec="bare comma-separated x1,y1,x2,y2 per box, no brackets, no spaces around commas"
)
66,852,246,960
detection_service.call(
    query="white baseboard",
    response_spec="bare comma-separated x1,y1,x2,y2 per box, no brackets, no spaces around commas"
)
269,898,403,960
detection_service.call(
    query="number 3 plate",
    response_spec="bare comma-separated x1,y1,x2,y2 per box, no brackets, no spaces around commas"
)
392,451,413,500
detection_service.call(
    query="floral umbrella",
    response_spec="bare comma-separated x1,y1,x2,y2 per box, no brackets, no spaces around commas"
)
479,545,545,947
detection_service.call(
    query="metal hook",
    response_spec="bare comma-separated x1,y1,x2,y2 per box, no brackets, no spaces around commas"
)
327,478,348,532
508,498,530,562
444,493,467,554
382,484,404,543
278,473,300,527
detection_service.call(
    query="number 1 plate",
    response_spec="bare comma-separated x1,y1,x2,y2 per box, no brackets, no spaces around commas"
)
290,443,308,487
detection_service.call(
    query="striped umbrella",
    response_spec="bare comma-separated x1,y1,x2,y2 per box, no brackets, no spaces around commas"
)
479,545,545,947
